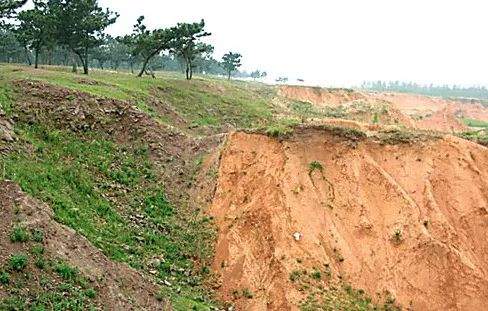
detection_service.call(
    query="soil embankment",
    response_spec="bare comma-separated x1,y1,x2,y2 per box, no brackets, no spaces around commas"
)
210,129,488,310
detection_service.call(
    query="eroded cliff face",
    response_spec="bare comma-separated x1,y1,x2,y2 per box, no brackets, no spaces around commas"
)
210,129,488,310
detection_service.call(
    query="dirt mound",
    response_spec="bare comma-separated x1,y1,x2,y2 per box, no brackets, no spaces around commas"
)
0,181,167,309
209,129,488,310
278,86,364,107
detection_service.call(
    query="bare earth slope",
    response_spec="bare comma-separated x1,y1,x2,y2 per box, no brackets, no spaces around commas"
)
210,129,488,310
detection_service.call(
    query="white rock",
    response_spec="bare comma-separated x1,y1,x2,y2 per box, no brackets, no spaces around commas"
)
293,232,302,241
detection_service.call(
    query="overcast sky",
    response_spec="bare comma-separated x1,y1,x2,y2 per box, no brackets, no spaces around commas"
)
99,0,488,87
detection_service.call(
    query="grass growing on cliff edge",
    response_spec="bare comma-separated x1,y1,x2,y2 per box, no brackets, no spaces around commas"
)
0,65,275,133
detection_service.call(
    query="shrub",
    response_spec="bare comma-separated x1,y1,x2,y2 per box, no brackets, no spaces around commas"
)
10,226,30,243
9,254,28,271
32,229,45,243
85,288,97,299
55,262,78,280
35,258,46,270
289,270,302,282
242,288,254,299
311,270,322,280
391,229,403,244
31,245,45,256
309,161,323,173
0,271,10,285
265,119,299,138
372,112,380,124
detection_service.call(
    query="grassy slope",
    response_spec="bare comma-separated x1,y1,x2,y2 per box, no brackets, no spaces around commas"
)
0,65,229,309
2,65,276,133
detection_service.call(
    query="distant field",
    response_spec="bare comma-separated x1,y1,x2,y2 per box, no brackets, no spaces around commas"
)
462,117,488,128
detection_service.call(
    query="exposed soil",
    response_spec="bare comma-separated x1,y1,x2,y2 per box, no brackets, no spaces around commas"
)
278,86,365,107
210,129,488,310
0,108,15,152
0,181,168,310
416,104,467,132
279,86,488,133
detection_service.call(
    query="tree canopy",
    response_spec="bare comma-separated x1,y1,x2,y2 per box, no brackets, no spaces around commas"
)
53,0,118,74
0,0,27,18
0,0,256,79
221,52,242,80
15,0,55,68
169,20,212,80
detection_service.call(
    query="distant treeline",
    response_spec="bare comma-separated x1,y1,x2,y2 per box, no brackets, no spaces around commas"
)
0,0,265,80
361,81,488,100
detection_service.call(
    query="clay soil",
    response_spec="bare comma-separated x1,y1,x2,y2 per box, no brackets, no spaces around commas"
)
210,128,488,310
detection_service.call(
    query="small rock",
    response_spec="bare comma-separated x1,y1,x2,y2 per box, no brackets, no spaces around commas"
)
293,232,302,241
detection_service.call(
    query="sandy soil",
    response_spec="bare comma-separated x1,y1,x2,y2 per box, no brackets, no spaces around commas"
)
209,129,488,310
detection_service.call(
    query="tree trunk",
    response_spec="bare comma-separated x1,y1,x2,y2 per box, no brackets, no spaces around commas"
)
48,49,53,65
227,71,231,80
24,47,31,66
82,48,89,74
34,48,39,69
71,51,77,73
138,57,150,77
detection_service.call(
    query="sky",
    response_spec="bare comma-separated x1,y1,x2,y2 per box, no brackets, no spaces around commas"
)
98,0,488,87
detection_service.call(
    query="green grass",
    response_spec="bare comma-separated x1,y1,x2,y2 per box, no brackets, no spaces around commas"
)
462,117,488,128
0,78,14,115
9,253,28,271
265,118,300,137
1,258,98,310
0,64,275,133
0,271,10,285
457,130,488,146
1,122,217,309
9,226,30,243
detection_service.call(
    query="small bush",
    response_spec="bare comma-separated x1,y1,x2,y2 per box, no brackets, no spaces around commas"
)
242,288,254,299
9,254,28,271
372,112,380,124
35,258,46,270
55,262,78,280
391,229,403,244
309,161,323,173
311,270,322,280
289,270,302,282
32,229,45,243
10,226,30,243
265,119,299,138
85,288,97,299
0,271,10,285
31,245,45,256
